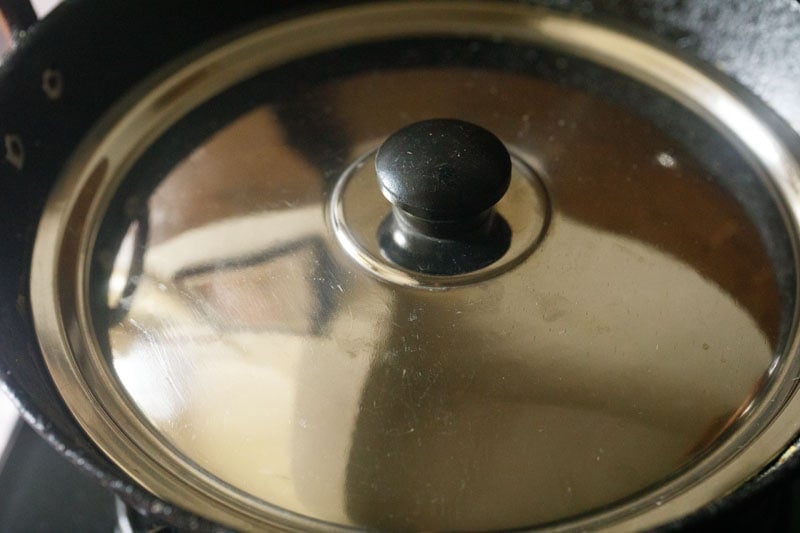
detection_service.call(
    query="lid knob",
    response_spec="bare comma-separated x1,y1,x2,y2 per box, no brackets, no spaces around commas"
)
375,119,512,275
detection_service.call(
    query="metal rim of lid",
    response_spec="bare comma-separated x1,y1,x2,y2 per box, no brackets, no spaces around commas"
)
28,2,800,531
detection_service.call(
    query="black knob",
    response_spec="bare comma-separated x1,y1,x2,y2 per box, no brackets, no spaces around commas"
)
376,119,511,227
375,119,512,275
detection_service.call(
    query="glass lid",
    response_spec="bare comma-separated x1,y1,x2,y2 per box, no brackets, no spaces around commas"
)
30,2,800,531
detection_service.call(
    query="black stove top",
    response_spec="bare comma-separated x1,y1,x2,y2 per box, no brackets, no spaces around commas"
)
0,420,116,532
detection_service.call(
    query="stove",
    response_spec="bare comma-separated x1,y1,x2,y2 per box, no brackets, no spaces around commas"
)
0,392,116,531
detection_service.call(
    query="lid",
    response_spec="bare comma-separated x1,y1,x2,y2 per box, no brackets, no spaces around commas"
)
29,2,800,531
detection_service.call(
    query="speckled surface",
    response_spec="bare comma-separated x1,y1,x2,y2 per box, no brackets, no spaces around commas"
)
535,0,800,132
0,0,796,530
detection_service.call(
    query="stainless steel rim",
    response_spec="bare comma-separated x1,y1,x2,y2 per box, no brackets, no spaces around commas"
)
29,2,800,530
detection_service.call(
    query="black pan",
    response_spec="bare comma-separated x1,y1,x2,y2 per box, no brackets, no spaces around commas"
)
0,1,797,530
